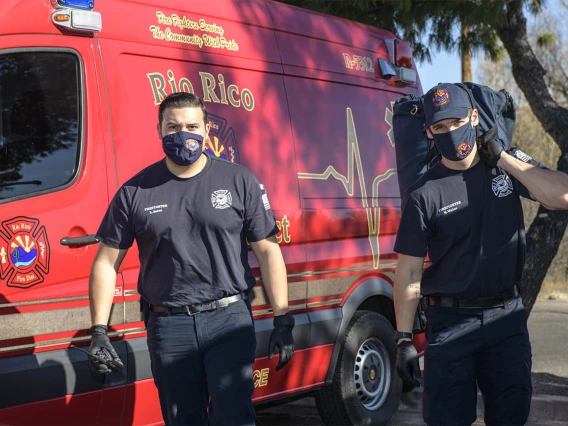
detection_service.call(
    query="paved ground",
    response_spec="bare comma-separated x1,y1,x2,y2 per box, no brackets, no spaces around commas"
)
256,299,568,425
530,300,568,393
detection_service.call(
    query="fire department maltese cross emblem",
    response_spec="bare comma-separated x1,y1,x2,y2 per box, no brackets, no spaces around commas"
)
212,190,232,209
492,173,513,198
0,216,50,288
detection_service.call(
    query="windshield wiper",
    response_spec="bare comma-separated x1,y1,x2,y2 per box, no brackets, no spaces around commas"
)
0,180,42,187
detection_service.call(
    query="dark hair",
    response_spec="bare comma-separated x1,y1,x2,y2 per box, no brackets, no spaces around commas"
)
158,92,208,127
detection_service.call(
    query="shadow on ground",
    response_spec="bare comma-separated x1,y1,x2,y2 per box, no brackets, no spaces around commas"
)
532,372,568,396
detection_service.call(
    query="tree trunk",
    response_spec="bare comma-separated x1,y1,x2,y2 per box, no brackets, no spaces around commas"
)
496,1,568,316
461,24,472,82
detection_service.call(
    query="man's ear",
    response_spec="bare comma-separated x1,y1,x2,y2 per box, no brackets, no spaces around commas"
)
425,127,434,140
157,123,162,140
205,122,211,141
471,109,480,127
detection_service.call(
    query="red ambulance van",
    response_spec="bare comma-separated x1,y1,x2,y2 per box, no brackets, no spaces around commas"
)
0,0,425,424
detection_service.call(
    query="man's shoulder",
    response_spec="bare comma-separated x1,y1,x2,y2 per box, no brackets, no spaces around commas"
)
122,159,165,190
405,163,446,198
209,156,257,180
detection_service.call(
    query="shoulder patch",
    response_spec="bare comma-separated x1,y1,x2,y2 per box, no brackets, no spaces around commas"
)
512,149,533,163
260,184,271,210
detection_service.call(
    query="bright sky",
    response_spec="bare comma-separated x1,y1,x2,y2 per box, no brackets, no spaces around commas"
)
415,51,475,93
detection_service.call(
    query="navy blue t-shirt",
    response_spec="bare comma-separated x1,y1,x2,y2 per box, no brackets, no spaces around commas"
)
394,150,540,299
97,155,279,306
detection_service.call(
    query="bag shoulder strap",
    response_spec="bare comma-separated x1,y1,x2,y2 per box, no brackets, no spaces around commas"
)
454,82,476,110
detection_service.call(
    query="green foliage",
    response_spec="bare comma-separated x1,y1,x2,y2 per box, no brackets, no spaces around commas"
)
537,31,556,48
277,0,545,63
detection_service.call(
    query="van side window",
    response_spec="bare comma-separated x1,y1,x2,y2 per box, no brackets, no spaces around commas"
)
0,52,80,201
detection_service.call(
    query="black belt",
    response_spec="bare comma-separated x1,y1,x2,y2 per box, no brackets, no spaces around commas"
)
427,286,520,309
150,293,245,315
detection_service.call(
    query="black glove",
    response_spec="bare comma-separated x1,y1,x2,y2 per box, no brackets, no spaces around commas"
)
268,312,295,371
88,325,124,374
477,126,503,168
396,340,421,389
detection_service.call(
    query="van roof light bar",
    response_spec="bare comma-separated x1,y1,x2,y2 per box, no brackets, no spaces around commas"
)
52,8,102,33
53,0,94,11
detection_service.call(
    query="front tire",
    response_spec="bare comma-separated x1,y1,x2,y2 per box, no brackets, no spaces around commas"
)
315,311,402,425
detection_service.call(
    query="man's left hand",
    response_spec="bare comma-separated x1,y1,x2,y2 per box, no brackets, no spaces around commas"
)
268,312,295,371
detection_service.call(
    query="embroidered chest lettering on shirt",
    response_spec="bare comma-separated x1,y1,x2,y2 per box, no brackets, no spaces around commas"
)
492,172,513,198
211,190,232,209
438,200,462,215
144,204,168,215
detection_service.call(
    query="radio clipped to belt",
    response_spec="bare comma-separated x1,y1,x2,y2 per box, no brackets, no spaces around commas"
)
412,296,427,334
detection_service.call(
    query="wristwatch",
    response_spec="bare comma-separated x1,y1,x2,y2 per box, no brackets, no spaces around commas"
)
394,331,412,342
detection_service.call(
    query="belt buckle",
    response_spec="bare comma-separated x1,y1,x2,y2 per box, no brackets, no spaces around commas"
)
184,305,199,316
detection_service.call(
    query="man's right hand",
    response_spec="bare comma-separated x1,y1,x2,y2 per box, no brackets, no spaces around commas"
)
88,325,124,374
395,340,421,389
478,126,503,168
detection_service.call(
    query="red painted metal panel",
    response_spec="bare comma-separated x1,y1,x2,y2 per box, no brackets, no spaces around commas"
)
0,392,102,425
122,379,164,426
97,0,279,65
0,36,111,308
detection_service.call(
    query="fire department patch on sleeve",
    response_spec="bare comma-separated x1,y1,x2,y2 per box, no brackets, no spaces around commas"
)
512,148,534,164
260,184,271,210
0,216,50,288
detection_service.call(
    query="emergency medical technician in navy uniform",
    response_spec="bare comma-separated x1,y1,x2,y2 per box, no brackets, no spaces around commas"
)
87,93,295,426
393,83,568,426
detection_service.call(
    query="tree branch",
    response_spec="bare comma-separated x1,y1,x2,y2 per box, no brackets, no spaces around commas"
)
496,1,568,153
496,1,568,315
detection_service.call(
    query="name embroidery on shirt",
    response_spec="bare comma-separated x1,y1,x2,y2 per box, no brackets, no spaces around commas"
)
438,201,462,215
144,204,168,215
211,190,232,209
492,173,513,198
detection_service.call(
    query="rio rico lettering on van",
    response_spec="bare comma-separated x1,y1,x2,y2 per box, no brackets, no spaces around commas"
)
147,70,255,111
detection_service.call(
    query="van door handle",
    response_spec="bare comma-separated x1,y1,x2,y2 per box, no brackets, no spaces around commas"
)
60,234,99,246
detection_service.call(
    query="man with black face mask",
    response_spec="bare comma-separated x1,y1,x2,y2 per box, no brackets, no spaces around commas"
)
393,83,568,425
88,92,294,426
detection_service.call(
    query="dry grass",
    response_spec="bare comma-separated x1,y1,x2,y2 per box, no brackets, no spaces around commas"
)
537,280,568,300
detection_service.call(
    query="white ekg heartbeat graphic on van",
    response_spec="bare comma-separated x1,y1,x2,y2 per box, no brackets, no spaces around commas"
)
297,108,396,269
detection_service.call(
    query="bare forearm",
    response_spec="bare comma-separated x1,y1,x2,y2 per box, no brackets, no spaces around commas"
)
499,152,568,209
89,260,117,326
258,250,289,316
394,268,421,334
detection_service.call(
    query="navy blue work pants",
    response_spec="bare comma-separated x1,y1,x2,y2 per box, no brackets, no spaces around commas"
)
146,298,257,426
423,295,532,426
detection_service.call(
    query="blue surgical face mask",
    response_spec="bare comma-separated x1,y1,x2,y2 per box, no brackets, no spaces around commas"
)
162,131,204,166
432,119,476,162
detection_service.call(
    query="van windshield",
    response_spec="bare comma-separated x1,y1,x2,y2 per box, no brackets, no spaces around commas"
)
0,52,80,201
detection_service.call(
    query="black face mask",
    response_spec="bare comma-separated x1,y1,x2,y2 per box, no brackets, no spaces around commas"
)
432,119,476,161
162,131,204,166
